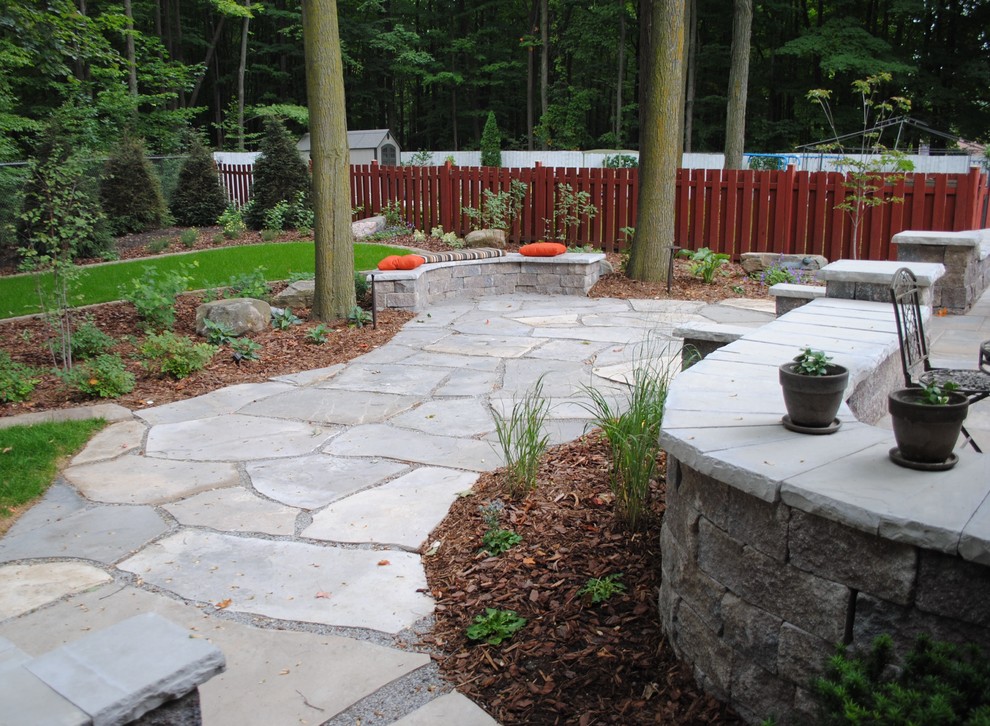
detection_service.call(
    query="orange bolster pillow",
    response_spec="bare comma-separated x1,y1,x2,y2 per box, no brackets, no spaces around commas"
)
519,242,567,257
377,255,402,270
394,255,425,270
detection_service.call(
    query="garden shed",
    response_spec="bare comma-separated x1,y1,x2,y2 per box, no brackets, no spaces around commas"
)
296,129,400,166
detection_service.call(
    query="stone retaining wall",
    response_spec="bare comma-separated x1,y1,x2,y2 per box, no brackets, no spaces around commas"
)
660,457,990,724
369,253,608,311
894,229,990,313
658,293,990,725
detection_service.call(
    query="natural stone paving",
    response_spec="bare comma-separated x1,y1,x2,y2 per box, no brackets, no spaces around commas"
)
0,293,782,724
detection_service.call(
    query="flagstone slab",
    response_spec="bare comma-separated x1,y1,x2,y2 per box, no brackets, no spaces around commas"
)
163,488,299,536
63,457,239,505
303,467,478,549
451,317,535,336
3,484,87,539
391,692,498,726
269,363,344,386
318,363,451,397
0,562,111,620
117,530,433,633
0,585,431,726
394,351,502,371
239,387,418,425
145,414,337,461
424,334,540,359
324,424,501,471
501,358,595,398
628,299,705,314
69,421,146,466
530,326,642,343
698,302,777,324
524,338,610,362
0,502,167,565
246,455,408,509
432,368,501,397
389,399,496,437
136,383,296,426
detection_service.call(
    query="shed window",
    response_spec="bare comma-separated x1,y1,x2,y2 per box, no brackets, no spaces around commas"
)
380,144,397,166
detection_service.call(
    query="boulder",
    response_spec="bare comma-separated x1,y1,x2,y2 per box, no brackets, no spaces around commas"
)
352,215,386,240
195,298,271,337
271,279,315,309
740,252,828,276
464,229,507,249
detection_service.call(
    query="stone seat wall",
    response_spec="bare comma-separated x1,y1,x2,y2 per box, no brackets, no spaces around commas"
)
894,228,990,313
368,253,609,312
658,276,990,724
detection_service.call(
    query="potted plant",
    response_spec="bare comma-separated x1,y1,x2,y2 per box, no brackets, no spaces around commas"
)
779,348,849,433
888,381,969,470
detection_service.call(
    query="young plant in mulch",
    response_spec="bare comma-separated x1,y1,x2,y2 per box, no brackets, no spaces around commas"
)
466,608,527,645
578,573,626,604
478,500,522,556
491,375,550,498
582,340,674,530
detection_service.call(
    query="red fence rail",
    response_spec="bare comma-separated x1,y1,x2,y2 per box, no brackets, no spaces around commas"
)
219,161,988,260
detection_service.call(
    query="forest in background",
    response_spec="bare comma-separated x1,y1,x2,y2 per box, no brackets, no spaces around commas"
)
1,0,988,160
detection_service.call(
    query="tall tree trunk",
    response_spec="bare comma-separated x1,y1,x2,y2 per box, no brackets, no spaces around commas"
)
540,0,549,148
724,0,752,169
303,0,356,321
615,0,625,146
189,16,227,108
123,0,138,96
683,0,697,152
237,1,251,151
627,0,685,283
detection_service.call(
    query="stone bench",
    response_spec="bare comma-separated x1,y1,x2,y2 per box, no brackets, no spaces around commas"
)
768,282,826,316
368,252,609,312
818,259,944,306
672,322,753,368
894,228,990,313
1,613,225,725
657,276,990,724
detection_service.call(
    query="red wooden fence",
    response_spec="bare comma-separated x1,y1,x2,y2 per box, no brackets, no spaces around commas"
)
219,161,988,261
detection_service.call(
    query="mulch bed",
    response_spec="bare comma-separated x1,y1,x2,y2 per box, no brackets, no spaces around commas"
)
422,435,743,725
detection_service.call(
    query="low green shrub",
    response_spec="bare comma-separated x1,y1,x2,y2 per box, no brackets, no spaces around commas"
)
201,319,236,346
119,265,191,331
354,271,369,299
0,351,40,403
63,317,115,360
60,353,134,398
179,228,199,248
230,337,261,362
138,331,216,380
226,267,269,300
679,247,731,284
147,237,171,254
481,528,522,556
260,229,279,243
218,205,246,239
271,307,301,330
813,634,990,725
347,306,372,328
305,324,331,344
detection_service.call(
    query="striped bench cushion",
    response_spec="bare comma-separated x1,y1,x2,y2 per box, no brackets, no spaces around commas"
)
417,248,506,264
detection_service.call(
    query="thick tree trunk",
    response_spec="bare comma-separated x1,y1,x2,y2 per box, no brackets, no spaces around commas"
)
303,0,356,321
627,0,685,283
724,0,752,169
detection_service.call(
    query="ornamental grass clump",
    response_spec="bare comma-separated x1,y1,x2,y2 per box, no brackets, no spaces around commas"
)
583,342,675,530
492,376,551,499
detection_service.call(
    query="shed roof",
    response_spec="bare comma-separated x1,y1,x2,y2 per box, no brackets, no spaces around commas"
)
347,129,393,149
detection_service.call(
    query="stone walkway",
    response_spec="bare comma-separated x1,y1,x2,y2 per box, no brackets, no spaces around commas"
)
0,294,776,725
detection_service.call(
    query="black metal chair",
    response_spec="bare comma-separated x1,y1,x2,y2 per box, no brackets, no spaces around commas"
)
890,267,990,452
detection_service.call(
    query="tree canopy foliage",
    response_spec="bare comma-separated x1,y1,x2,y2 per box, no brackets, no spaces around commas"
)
0,0,987,159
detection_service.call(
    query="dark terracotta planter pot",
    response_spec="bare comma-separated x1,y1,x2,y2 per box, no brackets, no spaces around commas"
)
888,388,969,463
779,362,849,429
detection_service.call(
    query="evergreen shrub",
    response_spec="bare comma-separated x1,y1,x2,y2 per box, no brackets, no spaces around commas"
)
245,118,311,230
171,134,227,227
99,135,168,235
480,111,502,168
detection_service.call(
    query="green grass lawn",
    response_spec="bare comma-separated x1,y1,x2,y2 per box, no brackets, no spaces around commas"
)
0,241,411,319
0,418,107,521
